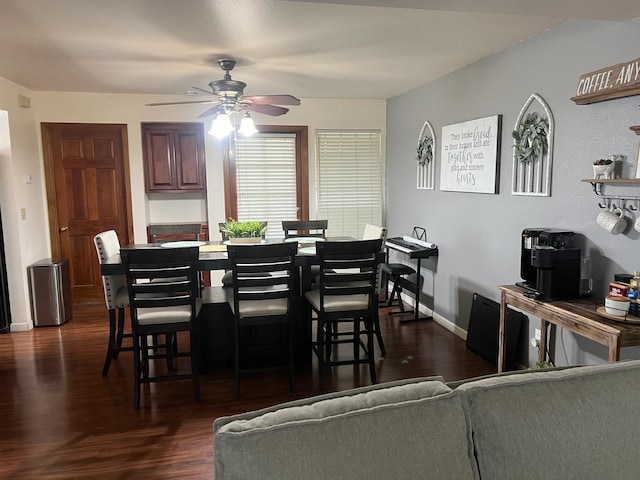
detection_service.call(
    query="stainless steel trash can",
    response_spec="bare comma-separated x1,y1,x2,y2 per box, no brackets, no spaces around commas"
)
27,258,72,327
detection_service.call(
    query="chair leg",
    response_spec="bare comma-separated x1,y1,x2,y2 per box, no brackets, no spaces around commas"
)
132,334,142,409
367,319,377,384
317,318,325,390
387,276,404,310
141,336,150,378
354,319,360,361
166,333,176,371
324,321,332,361
373,308,386,356
288,321,295,393
102,309,117,377
233,323,240,399
190,328,201,403
114,307,126,359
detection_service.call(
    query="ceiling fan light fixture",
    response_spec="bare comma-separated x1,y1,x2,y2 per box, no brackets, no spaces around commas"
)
237,113,258,136
208,112,234,138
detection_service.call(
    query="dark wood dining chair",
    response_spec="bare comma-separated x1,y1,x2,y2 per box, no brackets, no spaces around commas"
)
93,230,132,377
121,247,201,409
148,223,202,243
227,242,298,399
305,239,382,390
281,220,328,239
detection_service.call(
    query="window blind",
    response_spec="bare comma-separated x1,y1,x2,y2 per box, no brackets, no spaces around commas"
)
235,133,298,238
316,130,384,238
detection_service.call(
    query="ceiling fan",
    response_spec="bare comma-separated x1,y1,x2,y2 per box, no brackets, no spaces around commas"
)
146,58,301,120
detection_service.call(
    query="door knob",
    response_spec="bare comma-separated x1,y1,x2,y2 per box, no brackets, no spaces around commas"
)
59,226,69,232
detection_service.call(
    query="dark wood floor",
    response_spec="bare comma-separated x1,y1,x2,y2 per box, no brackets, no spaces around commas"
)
0,301,495,479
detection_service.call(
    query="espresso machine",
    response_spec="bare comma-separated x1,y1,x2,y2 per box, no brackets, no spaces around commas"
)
518,228,581,300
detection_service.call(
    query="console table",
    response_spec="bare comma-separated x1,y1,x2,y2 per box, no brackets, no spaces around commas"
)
498,285,640,373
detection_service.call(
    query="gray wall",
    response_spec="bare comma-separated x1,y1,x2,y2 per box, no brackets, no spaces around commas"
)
386,19,640,366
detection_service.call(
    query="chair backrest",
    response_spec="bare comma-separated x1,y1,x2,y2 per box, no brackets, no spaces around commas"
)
121,247,200,327
281,220,328,239
148,223,202,243
362,224,387,244
316,239,382,315
227,243,298,320
94,230,127,309
362,224,387,291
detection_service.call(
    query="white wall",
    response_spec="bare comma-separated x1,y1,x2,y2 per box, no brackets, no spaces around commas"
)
0,78,49,331
386,19,640,366
0,88,385,330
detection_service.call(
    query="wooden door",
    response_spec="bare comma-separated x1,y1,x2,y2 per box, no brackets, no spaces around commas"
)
42,123,133,304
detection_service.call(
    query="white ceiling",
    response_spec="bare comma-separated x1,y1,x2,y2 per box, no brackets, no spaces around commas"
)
0,0,638,100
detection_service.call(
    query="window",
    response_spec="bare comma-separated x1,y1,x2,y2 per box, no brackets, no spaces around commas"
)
316,130,384,238
224,126,309,239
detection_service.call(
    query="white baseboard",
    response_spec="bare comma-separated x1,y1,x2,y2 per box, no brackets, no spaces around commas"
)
394,289,468,341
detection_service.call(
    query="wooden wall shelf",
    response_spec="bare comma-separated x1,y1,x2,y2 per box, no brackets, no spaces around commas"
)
581,178,640,185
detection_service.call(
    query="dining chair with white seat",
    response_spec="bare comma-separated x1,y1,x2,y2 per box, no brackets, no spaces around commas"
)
94,230,132,377
121,246,202,409
227,242,298,399
305,238,382,390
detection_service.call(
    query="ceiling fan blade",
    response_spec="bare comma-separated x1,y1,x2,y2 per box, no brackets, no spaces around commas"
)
191,86,214,95
240,94,301,106
247,104,290,116
146,100,216,106
198,105,223,118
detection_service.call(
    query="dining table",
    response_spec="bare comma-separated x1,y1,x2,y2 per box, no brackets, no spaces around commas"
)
100,237,360,370
99,238,349,277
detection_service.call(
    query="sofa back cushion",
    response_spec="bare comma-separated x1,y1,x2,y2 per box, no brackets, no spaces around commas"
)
215,380,477,480
459,360,640,480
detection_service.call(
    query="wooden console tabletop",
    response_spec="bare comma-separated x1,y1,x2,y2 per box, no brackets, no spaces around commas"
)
498,285,640,372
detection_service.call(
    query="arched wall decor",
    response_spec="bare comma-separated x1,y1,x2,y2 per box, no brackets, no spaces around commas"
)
417,121,436,190
511,93,555,196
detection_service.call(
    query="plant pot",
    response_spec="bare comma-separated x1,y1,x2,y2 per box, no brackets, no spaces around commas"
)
593,163,614,179
228,237,262,244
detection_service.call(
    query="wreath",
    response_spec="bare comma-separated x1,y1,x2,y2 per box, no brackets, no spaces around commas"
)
417,135,433,166
512,112,549,164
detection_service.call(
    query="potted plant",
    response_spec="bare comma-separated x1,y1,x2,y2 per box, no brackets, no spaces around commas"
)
512,112,549,164
220,219,266,244
592,158,614,179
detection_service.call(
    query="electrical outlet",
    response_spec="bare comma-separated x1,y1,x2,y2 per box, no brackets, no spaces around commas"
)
20,208,26,220
534,328,541,341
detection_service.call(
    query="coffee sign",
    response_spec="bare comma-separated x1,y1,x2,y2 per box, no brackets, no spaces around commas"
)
571,57,640,105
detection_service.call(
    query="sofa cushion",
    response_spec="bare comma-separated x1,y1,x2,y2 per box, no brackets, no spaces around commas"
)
214,375,446,430
215,380,477,480
459,360,640,480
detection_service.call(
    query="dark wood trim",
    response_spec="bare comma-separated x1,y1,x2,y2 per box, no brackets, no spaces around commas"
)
223,138,237,220
223,125,309,221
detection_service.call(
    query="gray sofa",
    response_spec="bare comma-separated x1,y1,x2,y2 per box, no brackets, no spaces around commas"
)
213,360,640,479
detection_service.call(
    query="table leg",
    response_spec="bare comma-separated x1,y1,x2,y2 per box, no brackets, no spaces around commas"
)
539,319,548,365
498,291,506,373
608,338,621,363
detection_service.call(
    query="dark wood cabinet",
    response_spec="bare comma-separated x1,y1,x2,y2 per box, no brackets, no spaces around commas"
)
142,122,206,192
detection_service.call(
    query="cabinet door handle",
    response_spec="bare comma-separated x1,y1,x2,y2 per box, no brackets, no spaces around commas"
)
59,226,69,232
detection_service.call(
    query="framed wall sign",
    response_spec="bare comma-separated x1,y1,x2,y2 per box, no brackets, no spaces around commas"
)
439,114,502,194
